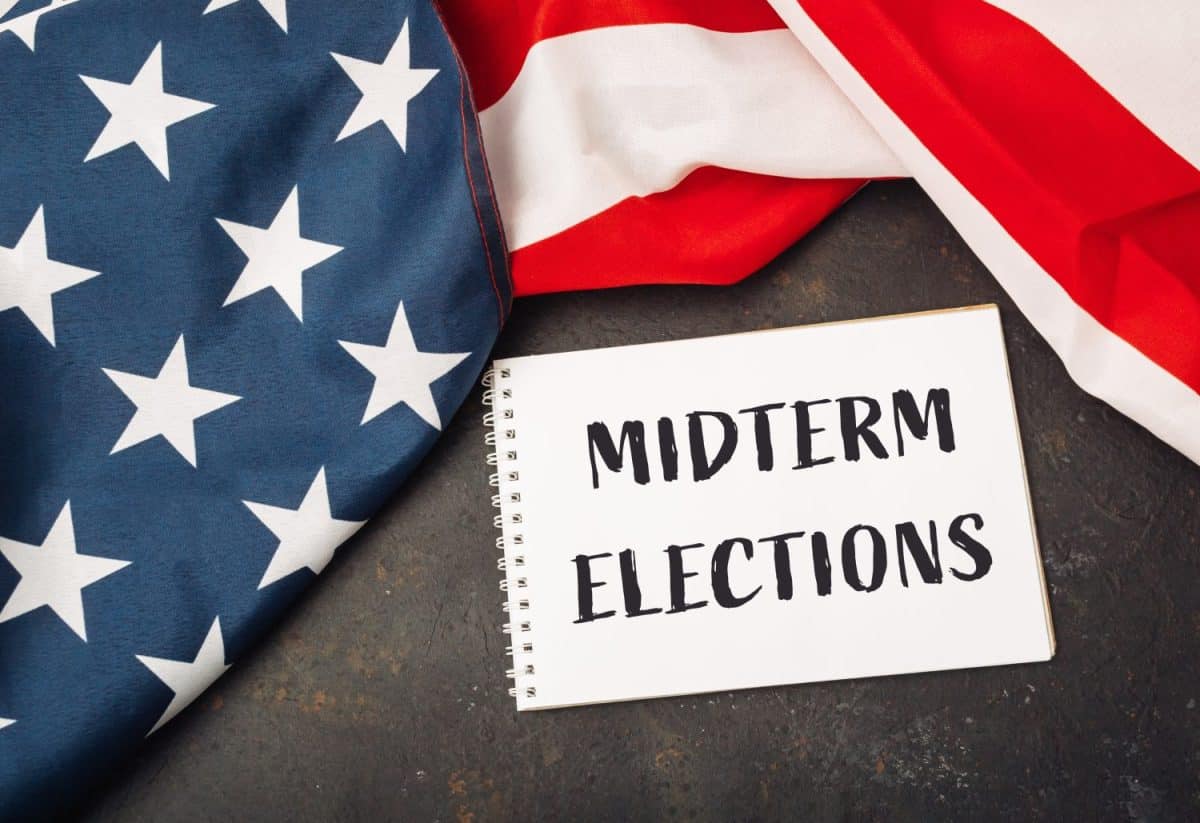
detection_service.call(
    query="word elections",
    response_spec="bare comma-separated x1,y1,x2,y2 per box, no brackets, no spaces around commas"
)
572,514,992,623
586,389,954,488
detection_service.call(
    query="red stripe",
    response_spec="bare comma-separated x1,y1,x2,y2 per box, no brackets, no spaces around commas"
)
509,169,861,295
797,0,1200,392
436,0,786,109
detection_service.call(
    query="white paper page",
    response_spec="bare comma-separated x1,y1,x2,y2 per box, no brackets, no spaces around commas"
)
491,305,1053,710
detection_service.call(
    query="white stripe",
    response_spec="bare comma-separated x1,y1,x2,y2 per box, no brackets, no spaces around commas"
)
479,24,903,251
768,0,1200,466
987,1,1200,172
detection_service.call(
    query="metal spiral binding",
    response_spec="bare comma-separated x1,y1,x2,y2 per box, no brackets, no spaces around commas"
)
482,365,537,701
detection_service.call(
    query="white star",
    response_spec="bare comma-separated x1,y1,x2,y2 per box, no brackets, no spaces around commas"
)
79,42,215,180
339,301,470,429
136,617,230,735
103,336,241,467
215,186,343,321
203,0,287,32
0,0,76,51
331,19,439,150
243,467,365,589
0,502,130,641
0,206,100,346
0,717,13,731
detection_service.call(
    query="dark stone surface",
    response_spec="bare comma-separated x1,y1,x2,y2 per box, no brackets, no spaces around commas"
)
82,181,1200,822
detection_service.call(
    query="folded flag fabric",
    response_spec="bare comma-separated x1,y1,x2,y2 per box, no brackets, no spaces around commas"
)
765,0,1200,466
761,0,1200,466
0,0,508,815
437,0,905,295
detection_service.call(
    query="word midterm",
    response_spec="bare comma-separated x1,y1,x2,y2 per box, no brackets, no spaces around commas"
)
586,388,955,487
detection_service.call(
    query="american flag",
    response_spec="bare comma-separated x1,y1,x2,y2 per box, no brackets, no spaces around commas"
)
3,0,1197,815
0,0,507,814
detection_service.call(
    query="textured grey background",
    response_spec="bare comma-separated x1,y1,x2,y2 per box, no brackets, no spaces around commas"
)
83,181,1200,821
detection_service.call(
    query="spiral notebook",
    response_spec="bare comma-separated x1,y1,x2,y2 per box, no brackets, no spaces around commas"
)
484,305,1054,710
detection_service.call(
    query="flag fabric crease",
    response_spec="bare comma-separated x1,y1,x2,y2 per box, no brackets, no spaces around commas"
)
764,0,1200,464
